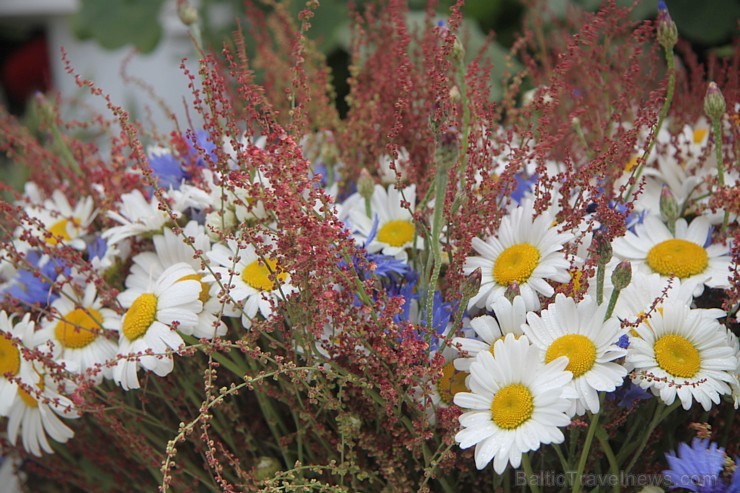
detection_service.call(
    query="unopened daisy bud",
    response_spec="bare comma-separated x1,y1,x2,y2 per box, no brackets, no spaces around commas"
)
660,184,680,222
462,267,482,300
703,82,726,121
178,3,198,26
358,168,375,201
595,234,612,265
611,260,632,291
320,140,339,167
504,281,520,303
254,456,281,480
656,0,678,50
452,37,465,63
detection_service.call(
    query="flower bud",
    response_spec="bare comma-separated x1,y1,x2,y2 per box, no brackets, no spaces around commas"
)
656,1,678,50
254,456,281,480
358,168,375,201
178,3,198,26
659,185,680,222
462,267,482,302
504,281,520,303
611,260,632,291
703,82,726,121
594,234,613,265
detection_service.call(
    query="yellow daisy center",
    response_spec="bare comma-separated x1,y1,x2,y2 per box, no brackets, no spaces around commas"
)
692,128,708,145
377,220,415,248
122,293,158,341
654,334,701,378
55,308,103,349
0,336,21,377
18,376,44,409
46,218,79,245
241,259,286,292
436,361,468,405
493,243,540,285
491,383,534,430
177,274,210,304
646,239,708,278
545,334,596,378
624,155,640,173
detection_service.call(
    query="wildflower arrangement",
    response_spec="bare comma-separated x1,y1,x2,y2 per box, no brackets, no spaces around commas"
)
0,1,738,491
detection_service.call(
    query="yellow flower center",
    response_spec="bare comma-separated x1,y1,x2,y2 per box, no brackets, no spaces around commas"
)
436,361,468,405
377,220,415,248
18,376,44,409
241,259,286,291
624,155,640,173
692,128,708,145
46,218,79,245
491,383,534,430
122,293,158,341
646,239,708,278
177,274,210,304
0,336,21,377
545,334,596,378
654,334,701,378
54,308,103,349
493,243,540,285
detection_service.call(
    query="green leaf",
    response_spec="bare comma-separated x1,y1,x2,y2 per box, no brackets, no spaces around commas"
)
70,0,166,53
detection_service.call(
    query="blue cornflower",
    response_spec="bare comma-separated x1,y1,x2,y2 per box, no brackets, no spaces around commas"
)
606,380,652,408
3,251,67,305
664,439,727,492
511,172,537,204
148,130,217,189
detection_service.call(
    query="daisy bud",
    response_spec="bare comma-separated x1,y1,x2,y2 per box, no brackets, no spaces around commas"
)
178,3,198,26
504,281,520,303
595,233,612,265
656,0,678,50
462,267,482,300
254,456,281,480
358,168,375,201
703,82,726,121
611,260,632,291
660,185,680,222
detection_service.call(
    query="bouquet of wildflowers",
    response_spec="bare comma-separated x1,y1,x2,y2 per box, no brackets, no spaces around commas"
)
0,1,738,491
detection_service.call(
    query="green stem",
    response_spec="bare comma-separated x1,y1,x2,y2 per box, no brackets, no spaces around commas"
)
596,262,605,306
572,399,604,493
596,428,620,493
425,157,450,336
521,453,541,493
604,287,621,320
710,116,730,233
625,45,675,202
624,401,680,474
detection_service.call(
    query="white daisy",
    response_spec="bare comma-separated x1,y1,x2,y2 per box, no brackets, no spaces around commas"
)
626,300,737,411
34,283,118,383
613,272,725,329
103,189,180,246
205,238,294,329
6,371,79,457
612,215,731,294
454,334,574,473
453,295,527,371
112,263,203,390
344,184,423,261
523,294,628,415
0,312,38,416
464,200,573,311
22,191,96,251
0,453,24,493
377,148,410,184
128,222,227,339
